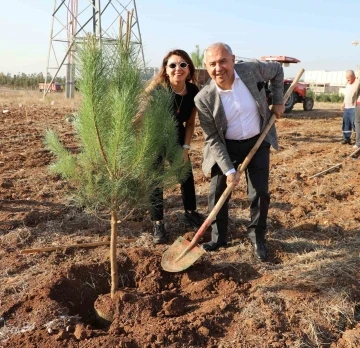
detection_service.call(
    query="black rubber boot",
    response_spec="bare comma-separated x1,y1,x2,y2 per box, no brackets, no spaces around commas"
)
184,210,205,228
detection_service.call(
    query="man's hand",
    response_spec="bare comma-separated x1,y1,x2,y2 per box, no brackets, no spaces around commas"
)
341,103,345,111
271,104,285,119
226,171,241,187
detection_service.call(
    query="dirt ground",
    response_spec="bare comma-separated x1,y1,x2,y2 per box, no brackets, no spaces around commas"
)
1,90,360,348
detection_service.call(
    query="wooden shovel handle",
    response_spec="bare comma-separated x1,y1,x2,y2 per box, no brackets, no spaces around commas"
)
189,68,305,247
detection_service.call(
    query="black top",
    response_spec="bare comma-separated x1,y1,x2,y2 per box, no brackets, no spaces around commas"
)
169,81,199,144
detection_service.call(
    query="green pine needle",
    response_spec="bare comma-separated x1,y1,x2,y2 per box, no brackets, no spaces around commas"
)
44,36,188,215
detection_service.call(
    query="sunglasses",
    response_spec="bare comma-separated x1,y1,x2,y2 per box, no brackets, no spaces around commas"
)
167,62,189,69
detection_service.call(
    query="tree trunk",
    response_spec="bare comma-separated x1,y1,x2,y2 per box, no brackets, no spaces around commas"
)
110,210,118,298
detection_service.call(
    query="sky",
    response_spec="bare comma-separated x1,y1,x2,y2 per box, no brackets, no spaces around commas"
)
0,0,359,78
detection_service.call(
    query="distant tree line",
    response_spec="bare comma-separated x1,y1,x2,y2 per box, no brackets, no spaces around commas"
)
307,89,344,103
0,72,65,90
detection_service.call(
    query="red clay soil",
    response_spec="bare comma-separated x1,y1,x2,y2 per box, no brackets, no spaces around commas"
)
1,98,360,348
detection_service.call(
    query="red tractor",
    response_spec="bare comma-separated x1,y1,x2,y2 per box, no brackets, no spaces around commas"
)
260,56,314,113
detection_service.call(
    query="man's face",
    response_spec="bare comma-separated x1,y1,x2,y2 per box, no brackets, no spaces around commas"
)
346,73,355,84
204,45,235,90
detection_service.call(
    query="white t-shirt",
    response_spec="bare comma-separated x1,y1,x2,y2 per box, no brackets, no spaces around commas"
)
344,82,357,108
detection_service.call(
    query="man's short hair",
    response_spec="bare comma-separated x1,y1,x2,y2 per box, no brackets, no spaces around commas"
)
204,43,233,62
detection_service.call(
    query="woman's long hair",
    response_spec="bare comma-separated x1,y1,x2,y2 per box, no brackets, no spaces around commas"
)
146,49,197,93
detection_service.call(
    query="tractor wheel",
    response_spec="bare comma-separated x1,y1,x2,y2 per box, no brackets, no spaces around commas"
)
284,91,295,113
303,97,314,111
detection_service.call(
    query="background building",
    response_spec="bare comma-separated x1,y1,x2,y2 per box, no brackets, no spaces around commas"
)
304,67,360,95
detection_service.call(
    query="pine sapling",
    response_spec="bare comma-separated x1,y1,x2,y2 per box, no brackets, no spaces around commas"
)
44,36,189,297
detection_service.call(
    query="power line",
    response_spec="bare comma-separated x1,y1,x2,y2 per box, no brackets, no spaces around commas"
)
43,0,145,98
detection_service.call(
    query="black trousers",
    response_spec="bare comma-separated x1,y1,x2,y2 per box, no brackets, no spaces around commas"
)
149,155,196,221
208,135,270,244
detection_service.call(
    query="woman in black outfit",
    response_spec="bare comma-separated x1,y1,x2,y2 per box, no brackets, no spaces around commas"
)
146,49,204,244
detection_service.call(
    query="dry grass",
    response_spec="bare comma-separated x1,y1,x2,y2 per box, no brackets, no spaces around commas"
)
297,101,342,110
1,90,359,347
244,235,360,345
0,89,343,113
0,88,80,109
193,99,359,346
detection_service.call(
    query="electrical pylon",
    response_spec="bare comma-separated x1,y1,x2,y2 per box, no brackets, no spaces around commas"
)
43,0,145,98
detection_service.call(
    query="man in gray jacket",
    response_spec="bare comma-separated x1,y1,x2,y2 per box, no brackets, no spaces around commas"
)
352,72,360,149
194,42,284,261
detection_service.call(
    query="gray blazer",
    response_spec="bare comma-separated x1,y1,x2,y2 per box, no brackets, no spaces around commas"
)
352,76,360,104
195,60,284,176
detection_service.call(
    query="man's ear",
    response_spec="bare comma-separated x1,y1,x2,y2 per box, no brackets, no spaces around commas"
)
232,55,235,63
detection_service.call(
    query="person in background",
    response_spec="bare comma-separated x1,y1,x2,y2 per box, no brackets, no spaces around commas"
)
146,49,204,244
340,70,357,145
351,72,360,149
195,42,284,261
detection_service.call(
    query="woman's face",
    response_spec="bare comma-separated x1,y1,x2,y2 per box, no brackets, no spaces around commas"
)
165,54,190,85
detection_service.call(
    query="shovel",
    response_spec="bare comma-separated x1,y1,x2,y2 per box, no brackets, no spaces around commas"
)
161,68,305,272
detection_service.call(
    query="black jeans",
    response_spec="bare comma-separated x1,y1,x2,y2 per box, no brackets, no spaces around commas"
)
149,155,196,221
208,135,270,244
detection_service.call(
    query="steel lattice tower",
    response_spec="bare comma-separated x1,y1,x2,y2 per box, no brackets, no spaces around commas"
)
44,0,145,98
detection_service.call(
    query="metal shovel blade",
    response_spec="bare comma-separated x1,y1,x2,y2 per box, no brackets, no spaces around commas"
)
161,236,206,272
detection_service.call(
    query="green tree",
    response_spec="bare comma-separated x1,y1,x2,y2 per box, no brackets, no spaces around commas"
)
44,36,187,298
190,44,204,68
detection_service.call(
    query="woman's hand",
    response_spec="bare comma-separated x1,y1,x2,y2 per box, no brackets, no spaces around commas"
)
183,149,189,162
